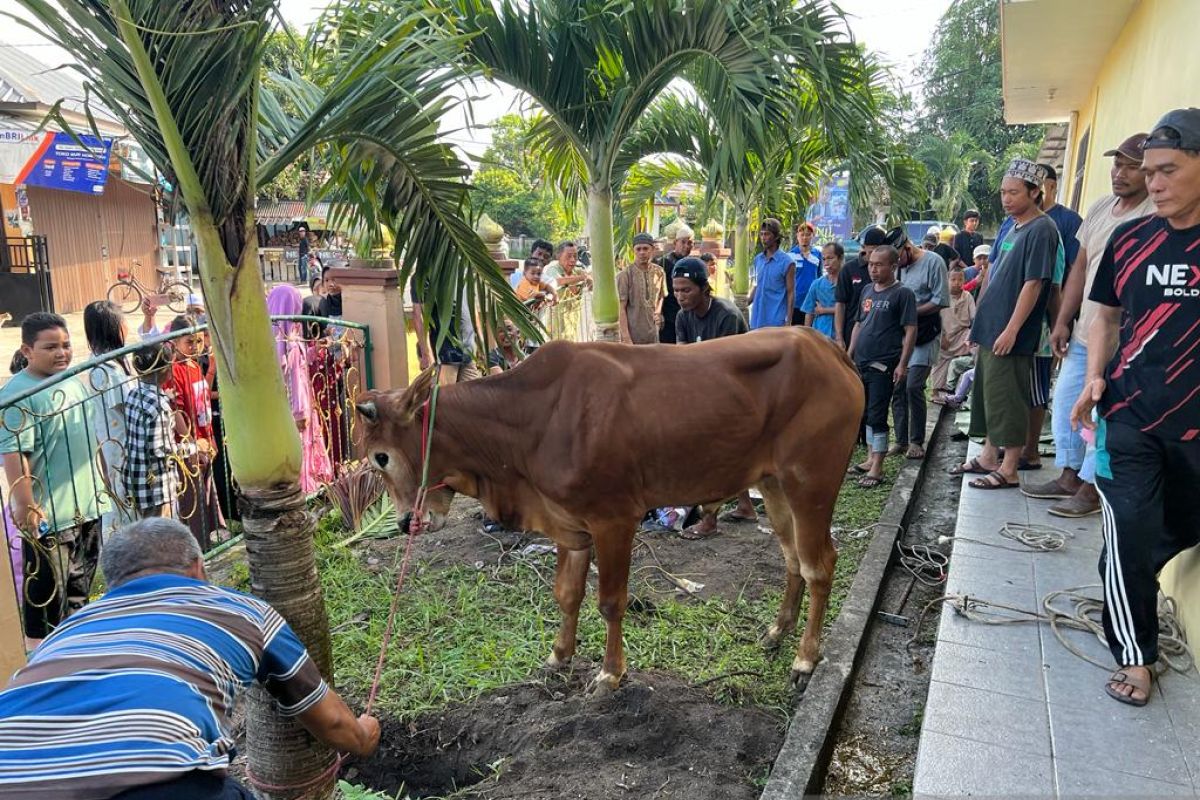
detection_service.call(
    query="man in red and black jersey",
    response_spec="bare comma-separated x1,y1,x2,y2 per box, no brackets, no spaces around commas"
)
1072,108,1200,708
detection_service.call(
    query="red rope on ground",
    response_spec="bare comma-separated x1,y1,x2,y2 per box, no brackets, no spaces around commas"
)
247,395,445,795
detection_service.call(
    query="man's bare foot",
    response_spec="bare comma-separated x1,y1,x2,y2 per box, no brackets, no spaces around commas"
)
681,515,720,540
1105,666,1152,706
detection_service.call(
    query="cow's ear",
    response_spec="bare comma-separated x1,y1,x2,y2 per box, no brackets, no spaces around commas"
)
400,364,438,423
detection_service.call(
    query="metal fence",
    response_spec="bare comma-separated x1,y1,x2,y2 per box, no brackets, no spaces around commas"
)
0,315,371,643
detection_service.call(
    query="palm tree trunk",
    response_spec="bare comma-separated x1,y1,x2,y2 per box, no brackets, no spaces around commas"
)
732,212,751,315
241,484,336,800
587,184,619,341
110,7,337,792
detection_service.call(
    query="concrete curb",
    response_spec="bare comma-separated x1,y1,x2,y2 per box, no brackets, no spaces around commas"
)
759,409,950,800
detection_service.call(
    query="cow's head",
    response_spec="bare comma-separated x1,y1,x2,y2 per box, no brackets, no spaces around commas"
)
355,366,451,531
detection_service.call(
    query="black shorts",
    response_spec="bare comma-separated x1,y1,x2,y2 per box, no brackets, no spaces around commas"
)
858,361,896,431
1030,356,1053,409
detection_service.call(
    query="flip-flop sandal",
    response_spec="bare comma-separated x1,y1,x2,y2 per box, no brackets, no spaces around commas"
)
1018,459,1043,471
680,525,721,541
969,471,1020,490
948,457,990,476
857,475,885,488
1104,670,1151,707
846,464,868,475
718,511,757,523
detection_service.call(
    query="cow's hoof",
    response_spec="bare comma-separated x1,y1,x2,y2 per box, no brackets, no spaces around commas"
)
760,625,784,652
791,669,813,692
545,651,571,670
587,670,622,698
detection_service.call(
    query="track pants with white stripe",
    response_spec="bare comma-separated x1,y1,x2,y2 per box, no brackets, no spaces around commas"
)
1094,419,1200,667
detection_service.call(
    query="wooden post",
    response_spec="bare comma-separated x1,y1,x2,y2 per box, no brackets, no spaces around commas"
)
0,540,26,680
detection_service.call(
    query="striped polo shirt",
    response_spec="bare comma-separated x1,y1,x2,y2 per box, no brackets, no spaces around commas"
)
0,574,329,799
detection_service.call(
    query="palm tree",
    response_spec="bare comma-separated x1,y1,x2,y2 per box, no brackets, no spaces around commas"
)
916,130,993,222
13,1,530,795
453,0,815,340
617,71,924,309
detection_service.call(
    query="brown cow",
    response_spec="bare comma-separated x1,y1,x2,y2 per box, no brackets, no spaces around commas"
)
355,326,864,693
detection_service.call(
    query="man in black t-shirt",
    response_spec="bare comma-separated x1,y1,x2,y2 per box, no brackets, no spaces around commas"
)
1070,108,1200,709
835,227,886,348
673,258,748,343
669,258,754,538
847,246,917,487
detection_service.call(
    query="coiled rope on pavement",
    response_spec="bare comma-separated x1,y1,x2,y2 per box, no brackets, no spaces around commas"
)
896,520,1194,676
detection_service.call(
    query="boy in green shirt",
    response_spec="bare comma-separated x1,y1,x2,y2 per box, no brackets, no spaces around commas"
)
0,313,103,648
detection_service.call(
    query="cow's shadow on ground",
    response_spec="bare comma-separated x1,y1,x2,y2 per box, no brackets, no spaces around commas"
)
345,497,793,800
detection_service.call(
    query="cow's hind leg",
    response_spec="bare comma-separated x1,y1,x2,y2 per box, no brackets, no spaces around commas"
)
588,522,636,696
758,476,804,651
548,545,590,668
780,471,840,685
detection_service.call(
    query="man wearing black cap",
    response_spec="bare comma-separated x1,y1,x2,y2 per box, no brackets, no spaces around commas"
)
835,226,886,349
882,226,950,460
617,232,666,344
1025,132,1154,518
1071,108,1200,708
952,210,983,272
673,257,747,343
669,257,755,538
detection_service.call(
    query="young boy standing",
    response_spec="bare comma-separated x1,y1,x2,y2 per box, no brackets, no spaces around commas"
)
0,313,104,648
123,341,186,520
848,246,918,487
802,242,844,339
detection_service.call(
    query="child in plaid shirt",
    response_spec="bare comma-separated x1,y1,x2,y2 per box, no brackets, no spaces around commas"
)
123,342,192,519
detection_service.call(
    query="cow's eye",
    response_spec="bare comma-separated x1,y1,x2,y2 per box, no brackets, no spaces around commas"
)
374,452,389,469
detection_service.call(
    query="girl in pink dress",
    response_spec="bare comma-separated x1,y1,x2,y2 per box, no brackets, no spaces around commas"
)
267,285,333,493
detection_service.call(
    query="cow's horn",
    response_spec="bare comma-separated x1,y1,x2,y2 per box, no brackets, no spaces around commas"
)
356,401,378,421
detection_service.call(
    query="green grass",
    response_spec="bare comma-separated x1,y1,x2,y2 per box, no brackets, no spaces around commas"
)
320,448,902,720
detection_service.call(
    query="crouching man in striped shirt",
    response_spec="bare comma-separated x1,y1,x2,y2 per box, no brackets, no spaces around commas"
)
0,518,379,799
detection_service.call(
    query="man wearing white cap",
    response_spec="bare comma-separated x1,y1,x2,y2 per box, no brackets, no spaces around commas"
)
965,244,990,283
1024,133,1154,517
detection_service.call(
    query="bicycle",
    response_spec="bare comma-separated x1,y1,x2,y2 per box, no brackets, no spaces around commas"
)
107,261,191,314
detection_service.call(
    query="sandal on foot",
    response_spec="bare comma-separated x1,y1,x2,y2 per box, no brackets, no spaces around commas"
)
969,471,1019,490
680,525,720,541
949,457,991,476
906,444,926,460
857,475,885,488
1018,458,1043,471
718,510,757,523
846,463,868,475
1104,669,1151,707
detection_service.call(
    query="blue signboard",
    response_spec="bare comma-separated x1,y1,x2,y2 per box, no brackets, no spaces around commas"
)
805,171,852,241
16,132,114,195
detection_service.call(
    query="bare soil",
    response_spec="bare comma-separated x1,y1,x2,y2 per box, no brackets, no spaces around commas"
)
822,422,966,797
345,665,783,800
346,506,792,798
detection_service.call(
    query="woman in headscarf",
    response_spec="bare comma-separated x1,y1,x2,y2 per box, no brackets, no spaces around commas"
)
267,284,333,493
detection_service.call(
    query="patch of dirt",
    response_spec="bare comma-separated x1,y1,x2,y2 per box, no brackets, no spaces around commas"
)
822,420,965,797
363,503,788,606
345,664,784,800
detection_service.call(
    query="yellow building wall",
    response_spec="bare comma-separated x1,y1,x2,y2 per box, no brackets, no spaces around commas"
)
1068,0,1200,211
1064,0,1200,643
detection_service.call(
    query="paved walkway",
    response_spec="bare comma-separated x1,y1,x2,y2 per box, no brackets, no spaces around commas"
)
914,441,1200,797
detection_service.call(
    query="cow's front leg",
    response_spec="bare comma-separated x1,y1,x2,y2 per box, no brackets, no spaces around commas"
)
589,524,635,695
548,545,590,668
